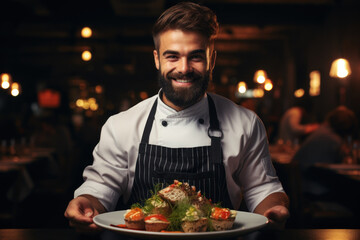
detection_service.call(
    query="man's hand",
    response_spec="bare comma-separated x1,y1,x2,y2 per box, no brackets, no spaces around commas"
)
64,195,106,233
263,205,290,229
254,192,290,229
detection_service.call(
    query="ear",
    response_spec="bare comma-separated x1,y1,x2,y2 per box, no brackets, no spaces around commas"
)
153,50,160,70
210,50,217,72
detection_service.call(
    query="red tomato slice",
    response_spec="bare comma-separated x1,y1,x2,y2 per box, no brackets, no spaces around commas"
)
211,207,231,220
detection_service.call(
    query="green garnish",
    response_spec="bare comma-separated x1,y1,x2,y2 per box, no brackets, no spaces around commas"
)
130,202,143,209
143,194,166,214
167,198,193,231
149,183,163,196
199,201,213,218
141,183,171,215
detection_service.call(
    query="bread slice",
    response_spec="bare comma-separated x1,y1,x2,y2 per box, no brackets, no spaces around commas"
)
181,217,208,232
124,219,145,230
144,214,170,232
158,185,187,205
210,218,235,231
145,221,170,232
149,198,172,216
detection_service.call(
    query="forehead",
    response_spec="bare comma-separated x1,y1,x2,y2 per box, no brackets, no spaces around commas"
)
158,29,209,54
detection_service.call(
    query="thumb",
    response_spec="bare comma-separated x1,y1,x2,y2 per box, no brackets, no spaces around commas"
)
264,206,289,221
263,206,290,229
84,209,94,218
77,197,95,219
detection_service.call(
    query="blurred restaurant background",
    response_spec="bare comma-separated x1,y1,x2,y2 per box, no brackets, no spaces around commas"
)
1,0,359,230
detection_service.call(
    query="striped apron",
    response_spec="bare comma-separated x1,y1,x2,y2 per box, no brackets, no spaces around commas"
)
128,95,233,208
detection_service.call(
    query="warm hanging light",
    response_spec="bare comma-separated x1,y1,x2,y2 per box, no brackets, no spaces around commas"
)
81,27,92,38
253,88,264,98
76,99,84,108
237,81,247,93
309,70,321,96
76,98,99,111
329,58,351,78
264,79,273,91
95,85,103,94
253,70,268,84
10,82,20,96
294,88,305,98
1,73,12,89
88,98,98,111
89,102,98,111
82,50,92,61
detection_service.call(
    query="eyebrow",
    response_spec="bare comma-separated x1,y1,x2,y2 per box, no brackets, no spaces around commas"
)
163,50,178,56
162,49,206,56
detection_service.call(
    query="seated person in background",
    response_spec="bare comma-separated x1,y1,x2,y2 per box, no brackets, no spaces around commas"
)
292,106,358,197
278,98,319,148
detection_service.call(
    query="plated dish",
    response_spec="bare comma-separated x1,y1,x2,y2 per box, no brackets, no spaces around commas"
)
93,210,268,240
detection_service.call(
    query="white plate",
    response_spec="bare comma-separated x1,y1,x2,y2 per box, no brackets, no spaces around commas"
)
93,210,268,239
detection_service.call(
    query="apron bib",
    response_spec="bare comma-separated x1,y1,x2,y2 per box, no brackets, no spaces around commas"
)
128,95,232,208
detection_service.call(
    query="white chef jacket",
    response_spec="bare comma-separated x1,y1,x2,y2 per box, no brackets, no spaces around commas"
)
74,91,284,212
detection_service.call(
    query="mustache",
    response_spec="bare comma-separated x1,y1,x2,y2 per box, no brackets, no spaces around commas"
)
166,71,201,80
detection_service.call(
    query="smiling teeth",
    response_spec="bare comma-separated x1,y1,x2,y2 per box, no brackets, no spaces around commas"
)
176,79,191,83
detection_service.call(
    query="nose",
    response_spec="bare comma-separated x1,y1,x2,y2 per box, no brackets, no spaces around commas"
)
178,57,191,74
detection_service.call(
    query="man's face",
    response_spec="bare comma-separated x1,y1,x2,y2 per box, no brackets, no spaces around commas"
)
153,30,214,111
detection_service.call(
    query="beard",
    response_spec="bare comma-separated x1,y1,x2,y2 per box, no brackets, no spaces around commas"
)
158,69,210,109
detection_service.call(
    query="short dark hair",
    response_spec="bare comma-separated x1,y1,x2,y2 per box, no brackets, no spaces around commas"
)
152,2,219,51
326,106,358,138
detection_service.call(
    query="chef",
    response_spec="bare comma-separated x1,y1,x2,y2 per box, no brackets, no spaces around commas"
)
64,2,289,232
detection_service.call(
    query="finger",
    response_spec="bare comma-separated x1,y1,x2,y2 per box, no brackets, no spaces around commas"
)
265,207,289,222
66,209,94,225
65,203,94,222
84,209,94,218
264,207,289,229
265,210,280,221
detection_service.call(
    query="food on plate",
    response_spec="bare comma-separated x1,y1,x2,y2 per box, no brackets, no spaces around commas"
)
124,207,145,230
166,199,209,232
158,180,188,204
122,180,237,233
144,214,170,232
210,207,237,231
181,217,208,233
143,193,171,216
180,206,208,232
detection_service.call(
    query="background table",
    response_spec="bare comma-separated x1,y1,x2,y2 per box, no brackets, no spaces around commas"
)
0,149,62,227
312,163,360,182
0,156,37,202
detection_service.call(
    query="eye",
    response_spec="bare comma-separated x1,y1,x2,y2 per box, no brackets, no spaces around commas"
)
189,54,204,61
165,55,178,61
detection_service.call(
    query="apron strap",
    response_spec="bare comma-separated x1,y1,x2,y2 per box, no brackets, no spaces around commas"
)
140,95,223,164
207,95,223,164
140,98,158,144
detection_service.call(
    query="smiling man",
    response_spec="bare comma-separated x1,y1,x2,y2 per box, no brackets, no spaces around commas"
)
154,29,211,111
65,2,289,233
